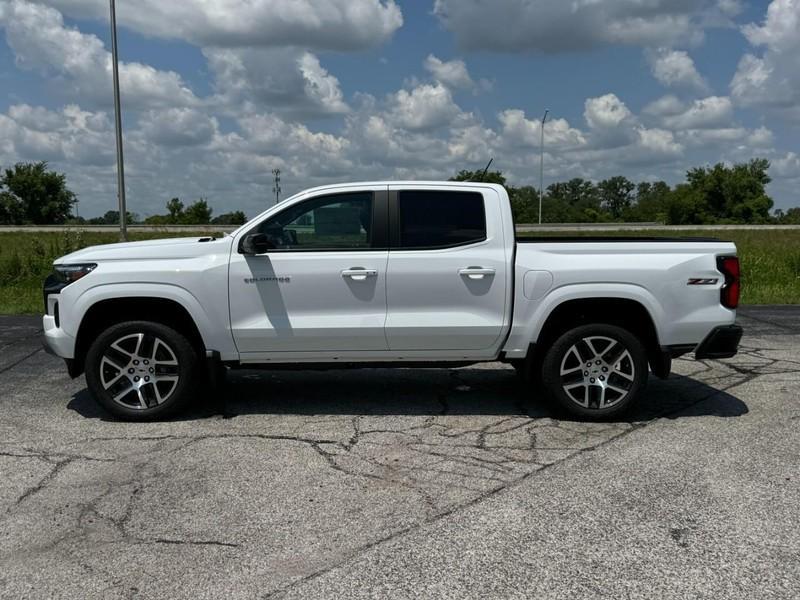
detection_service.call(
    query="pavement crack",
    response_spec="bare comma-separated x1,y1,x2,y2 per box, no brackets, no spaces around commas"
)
149,538,239,548
8,457,73,513
0,347,43,374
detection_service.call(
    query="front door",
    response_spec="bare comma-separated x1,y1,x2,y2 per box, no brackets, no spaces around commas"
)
229,189,389,354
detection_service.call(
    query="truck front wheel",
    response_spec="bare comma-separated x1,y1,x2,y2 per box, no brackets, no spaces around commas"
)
84,320,199,421
541,323,648,420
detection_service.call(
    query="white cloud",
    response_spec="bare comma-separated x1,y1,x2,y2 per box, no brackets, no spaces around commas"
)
204,47,348,117
0,103,115,166
0,0,198,109
423,55,474,90
37,0,403,51
647,48,709,93
584,94,633,130
661,96,733,129
498,109,586,149
643,95,686,117
432,0,725,52
388,83,463,131
772,152,800,180
730,0,800,121
139,108,218,147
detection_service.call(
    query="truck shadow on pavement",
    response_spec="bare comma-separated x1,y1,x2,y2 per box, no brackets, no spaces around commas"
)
67,363,748,424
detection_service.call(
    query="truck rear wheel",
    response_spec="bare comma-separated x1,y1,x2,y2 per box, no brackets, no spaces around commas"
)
541,323,648,420
84,320,199,421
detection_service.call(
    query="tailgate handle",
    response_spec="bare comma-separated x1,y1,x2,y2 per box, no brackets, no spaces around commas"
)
459,267,496,280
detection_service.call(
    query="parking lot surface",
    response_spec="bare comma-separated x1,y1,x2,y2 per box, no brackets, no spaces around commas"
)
1,306,798,599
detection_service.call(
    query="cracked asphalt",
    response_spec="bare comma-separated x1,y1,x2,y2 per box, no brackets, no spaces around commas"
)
1,306,798,599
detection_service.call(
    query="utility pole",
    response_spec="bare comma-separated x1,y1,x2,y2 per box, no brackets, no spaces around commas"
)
272,168,281,204
110,0,127,241
539,109,548,225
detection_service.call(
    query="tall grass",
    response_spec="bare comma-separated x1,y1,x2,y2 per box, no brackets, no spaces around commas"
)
1,228,798,314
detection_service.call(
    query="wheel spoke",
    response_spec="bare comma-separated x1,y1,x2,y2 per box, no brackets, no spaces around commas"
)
136,388,147,409
112,383,133,402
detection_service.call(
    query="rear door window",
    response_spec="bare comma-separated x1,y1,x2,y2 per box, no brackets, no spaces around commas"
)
396,191,486,249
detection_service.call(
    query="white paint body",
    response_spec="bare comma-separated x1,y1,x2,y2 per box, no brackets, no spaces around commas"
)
43,181,737,364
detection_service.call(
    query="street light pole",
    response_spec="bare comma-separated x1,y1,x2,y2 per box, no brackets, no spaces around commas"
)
109,0,127,241
272,168,281,204
538,109,548,225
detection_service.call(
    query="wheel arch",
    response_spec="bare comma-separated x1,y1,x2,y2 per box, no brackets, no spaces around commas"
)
72,296,207,378
531,296,667,378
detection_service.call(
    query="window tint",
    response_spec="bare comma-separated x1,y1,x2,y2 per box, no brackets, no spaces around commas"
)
397,191,486,249
257,192,373,250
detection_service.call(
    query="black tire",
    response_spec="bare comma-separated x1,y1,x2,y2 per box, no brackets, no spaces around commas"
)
85,320,200,421
541,323,648,420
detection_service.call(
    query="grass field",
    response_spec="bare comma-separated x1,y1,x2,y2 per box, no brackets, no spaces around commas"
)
1,228,798,314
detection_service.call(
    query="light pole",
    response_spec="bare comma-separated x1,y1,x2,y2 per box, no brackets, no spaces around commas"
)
109,0,127,241
538,109,548,225
272,168,281,204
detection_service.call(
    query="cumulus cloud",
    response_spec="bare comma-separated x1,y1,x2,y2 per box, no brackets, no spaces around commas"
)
388,83,464,131
660,96,733,129
0,104,115,166
643,95,686,117
37,0,403,51
498,109,586,149
205,47,349,117
730,0,800,121
423,55,475,90
0,0,198,109
139,108,218,147
647,48,709,93
432,0,726,52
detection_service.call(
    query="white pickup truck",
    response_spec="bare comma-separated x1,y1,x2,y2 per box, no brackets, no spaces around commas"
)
42,181,742,421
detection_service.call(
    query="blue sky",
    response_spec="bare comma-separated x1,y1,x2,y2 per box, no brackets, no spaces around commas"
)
0,0,798,218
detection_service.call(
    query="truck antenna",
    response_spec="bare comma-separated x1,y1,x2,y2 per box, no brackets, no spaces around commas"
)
478,158,493,182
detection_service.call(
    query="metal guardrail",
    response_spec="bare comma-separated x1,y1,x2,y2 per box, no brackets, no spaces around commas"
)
1,224,799,233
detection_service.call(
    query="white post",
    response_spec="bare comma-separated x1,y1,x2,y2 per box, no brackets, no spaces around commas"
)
110,0,127,241
539,109,548,225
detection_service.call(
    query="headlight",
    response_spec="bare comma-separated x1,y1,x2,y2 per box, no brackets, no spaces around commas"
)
52,263,97,285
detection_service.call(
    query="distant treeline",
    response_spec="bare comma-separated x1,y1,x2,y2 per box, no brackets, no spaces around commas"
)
1,159,798,226
451,158,799,225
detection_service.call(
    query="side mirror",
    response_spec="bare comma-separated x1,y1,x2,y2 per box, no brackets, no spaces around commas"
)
239,233,272,255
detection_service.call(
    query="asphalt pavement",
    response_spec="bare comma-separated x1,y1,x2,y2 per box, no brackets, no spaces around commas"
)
0,306,798,599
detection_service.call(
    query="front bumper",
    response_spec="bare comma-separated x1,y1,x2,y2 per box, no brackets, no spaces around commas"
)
694,324,743,359
42,314,75,359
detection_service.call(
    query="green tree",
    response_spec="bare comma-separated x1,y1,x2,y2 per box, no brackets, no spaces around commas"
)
628,181,671,222
684,158,773,223
87,210,138,225
0,162,76,224
212,210,247,225
0,191,24,224
166,197,185,223
449,169,507,185
775,207,800,224
598,176,635,220
182,199,212,224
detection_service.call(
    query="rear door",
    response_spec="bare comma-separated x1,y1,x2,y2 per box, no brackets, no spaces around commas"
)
384,185,510,353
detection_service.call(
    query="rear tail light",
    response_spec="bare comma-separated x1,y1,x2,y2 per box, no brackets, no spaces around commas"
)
717,256,740,309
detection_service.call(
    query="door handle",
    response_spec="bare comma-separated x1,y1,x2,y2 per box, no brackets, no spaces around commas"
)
459,267,496,280
342,268,377,281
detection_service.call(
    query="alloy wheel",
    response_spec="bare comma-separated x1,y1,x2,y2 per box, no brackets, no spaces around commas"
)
99,333,180,410
559,335,635,409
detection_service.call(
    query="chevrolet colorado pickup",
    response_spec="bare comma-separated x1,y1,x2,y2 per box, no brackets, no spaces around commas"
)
42,182,742,420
